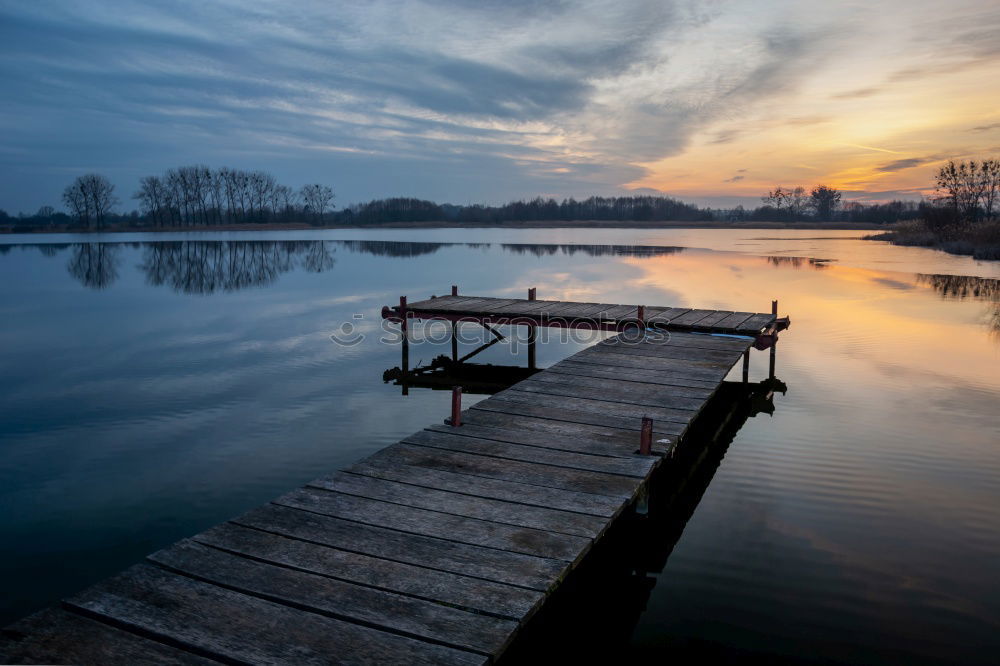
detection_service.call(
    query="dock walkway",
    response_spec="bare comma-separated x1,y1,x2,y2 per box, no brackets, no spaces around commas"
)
1,294,783,665
394,293,780,336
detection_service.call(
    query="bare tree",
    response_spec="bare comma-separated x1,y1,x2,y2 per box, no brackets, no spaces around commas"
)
62,173,117,229
789,186,808,220
134,176,170,227
300,184,334,223
762,187,791,215
936,160,986,224
271,184,298,222
979,159,1000,220
810,185,842,221
249,171,276,222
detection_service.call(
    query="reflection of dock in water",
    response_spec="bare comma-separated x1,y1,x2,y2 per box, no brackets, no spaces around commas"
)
385,357,541,395
2,289,789,665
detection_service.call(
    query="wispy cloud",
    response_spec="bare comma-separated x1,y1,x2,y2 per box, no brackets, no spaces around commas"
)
0,0,998,210
875,156,940,172
831,87,881,100
847,144,902,155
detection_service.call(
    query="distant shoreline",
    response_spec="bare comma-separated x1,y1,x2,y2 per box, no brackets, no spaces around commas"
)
1,219,883,234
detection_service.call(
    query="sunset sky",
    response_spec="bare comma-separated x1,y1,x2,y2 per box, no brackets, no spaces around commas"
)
1,0,999,212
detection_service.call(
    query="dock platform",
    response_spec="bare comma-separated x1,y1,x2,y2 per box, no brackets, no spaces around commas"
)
1,292,787,665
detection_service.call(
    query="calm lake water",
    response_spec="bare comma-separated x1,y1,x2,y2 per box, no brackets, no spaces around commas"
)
1,228,998,663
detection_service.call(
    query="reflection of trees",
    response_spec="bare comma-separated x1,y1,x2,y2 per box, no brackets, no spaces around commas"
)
501,244,685,257
302,242,336,272
916,274,1000,301
67,243,121,290
339,240,445,257
764,256,831,269
918,273,1000,337
37,243,70,257
139,241,336,294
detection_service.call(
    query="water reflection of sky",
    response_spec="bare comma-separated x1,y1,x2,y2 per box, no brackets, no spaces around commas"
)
0,230,998,663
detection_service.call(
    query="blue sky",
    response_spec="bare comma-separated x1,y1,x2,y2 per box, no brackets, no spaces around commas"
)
1,0,999,213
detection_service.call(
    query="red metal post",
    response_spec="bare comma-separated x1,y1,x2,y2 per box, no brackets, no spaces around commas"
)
399,295,408,332
772,299,778,316
452,285,458,296
639,416,653,455
450,386,462,427
528,287,538,367
637,305,645,327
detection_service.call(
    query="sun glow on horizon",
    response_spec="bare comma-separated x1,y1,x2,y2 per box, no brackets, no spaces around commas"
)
625,33,1000,205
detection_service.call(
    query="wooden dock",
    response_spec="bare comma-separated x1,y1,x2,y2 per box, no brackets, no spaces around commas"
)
1,293,786,665
390,293,782,337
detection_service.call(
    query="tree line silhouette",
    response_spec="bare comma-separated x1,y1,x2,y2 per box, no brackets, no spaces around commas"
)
0,166,936,231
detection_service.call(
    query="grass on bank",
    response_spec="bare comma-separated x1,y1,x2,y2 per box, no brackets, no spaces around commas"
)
866,219,1000,260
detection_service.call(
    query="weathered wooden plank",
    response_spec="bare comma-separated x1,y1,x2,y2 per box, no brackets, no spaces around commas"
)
472,397,686,438
602,336,742,357
588,342,741,365
369,443,642,499
457,410,676,452
67,563,484,665
549,303,617,319
348,457,623,517
605,331,751,352
545,360,721,390
487,389,698,424
0,607,213,665
421,297,508,312
475,298,532,312
523,372,715,400
686,310,732,328
586,304,628,318
481,300,556,316
646,307,691,323
664,308,718,327
405,428,653,477
506,380,709,411
536,301,600,316
406,295,483,310
310,472,607,538
569,348,730,377
594,304,638,319
192,522,542,620
425,421,646,459
736,312,777,333
414,297,516,313
274,486,590,562
234,503,567,591
150,539,516,656
711,311,756,330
